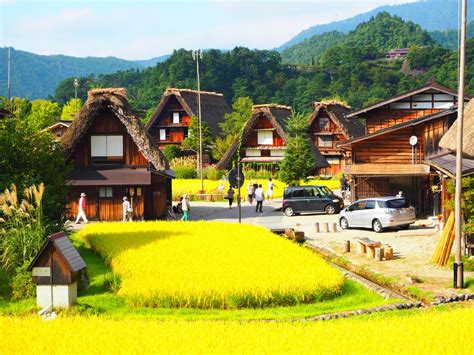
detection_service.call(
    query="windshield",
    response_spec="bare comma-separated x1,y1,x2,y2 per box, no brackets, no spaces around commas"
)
378,198,410,209
319,186,333,196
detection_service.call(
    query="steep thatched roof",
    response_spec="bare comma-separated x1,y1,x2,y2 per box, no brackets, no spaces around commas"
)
146,88,232,136
439,99,474,158
216,104,328,170
61,88,169,171
308,102,365,139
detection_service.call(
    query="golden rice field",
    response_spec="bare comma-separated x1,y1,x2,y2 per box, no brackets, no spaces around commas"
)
1,306,473,353
172,178,339,200
79,221,344,309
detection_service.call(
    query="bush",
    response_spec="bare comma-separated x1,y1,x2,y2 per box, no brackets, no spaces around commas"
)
10,262,36,301
174,166,197,179
163,145,182,162
204,166,225,181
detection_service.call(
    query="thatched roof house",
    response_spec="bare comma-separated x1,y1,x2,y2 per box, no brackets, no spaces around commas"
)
62,88,169,171
146,88,231,137
62,88,172,221
439,99,474,158
216,104,328,170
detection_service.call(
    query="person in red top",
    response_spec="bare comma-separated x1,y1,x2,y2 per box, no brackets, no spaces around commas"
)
75,192,89,224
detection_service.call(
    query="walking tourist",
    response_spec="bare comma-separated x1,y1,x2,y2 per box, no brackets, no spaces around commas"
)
122,196,132,221
181,194,191,221
255,184,264,213
75,192,88,224
340,174,348,197
266,178,277,202
247,182,254,204
226,187,235,209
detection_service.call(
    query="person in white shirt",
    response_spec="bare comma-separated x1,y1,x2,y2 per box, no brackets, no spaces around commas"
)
247,182,254,204
122,196,131,221
266,178,277,202
254,184,264,213
181,194,191,221
75,192,88,224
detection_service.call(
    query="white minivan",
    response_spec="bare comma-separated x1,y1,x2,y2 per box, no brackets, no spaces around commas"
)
339,197,416,233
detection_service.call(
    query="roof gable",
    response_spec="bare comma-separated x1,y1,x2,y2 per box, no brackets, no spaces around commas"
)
309,102,364,139
61,88,169,171
347,81,470,118
440,99,474,158
146,88,231,136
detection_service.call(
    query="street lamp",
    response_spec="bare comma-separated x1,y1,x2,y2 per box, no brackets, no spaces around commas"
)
73,79,79,116
192,50,204,192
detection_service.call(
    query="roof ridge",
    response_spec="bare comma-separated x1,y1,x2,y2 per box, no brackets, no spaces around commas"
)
252,104,292,110
88,88,127,99
165,88,224,97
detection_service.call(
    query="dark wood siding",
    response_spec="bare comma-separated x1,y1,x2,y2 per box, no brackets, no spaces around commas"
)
364,108,442,134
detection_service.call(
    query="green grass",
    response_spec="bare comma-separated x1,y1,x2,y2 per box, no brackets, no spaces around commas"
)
447,255,474,271
0,234,399,320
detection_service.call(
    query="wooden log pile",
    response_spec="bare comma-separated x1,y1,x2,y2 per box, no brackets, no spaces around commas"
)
430,212,455,266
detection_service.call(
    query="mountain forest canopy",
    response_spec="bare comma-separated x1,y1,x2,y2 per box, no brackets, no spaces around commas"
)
53,13,473,115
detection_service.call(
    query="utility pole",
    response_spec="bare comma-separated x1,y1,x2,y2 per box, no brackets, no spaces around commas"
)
7,47,11,104
192,50,204,193
454,0,467,289
73,79,79,116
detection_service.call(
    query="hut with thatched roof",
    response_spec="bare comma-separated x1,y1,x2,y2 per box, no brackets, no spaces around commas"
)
40,120,73,141
216,104,328,173
146,88,231,162
61,88,173,221
308,101,364,175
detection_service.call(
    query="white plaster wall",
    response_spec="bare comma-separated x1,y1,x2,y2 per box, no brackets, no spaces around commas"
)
37,282,77,308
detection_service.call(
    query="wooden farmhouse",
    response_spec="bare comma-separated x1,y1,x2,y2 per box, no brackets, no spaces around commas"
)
339,81,470,216
41,120,72,141
61,88,173,221
216,104,328,172
307,101,365,175
146,88,231,162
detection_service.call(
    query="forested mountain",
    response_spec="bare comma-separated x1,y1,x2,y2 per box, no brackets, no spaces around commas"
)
54,13,472,115
0,48,168,99
278,0,473,50
282,13,432,65
281,31,347,65
429,21,474,50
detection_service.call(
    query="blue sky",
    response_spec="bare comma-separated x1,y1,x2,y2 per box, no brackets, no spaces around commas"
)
0,0,416,60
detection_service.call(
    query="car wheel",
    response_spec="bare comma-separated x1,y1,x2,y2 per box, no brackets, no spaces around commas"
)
325,204,336,215
372,219,384,233
399,224,410,230
340,217,349,230
284,206,294,217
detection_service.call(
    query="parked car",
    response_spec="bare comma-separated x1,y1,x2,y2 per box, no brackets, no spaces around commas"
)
339,197,416,233
282,185,344,217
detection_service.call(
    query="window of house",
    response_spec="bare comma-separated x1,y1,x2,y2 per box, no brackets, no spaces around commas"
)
172,112,180,124
91,135,123,161
159,129,167,141
319,117,330,131
99,187,113,198
318,135,332,148
257,131,273,145
261,150,271,157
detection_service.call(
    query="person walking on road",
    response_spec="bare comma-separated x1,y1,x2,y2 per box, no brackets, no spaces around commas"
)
255,184,264,213
226,187,235,209
247,182,254,204
181,194,191,221
75,192,88,224
340,174,348,198
266,178,277,202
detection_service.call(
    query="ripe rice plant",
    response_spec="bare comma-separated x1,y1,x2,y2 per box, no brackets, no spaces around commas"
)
1,306,473,353
79,222,344,309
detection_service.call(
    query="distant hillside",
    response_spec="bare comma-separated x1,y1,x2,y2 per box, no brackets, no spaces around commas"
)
429,21,474,50
282,13,433,65
134,55,171,67
281,31,346,65
0,48,169,99
278,0,473,51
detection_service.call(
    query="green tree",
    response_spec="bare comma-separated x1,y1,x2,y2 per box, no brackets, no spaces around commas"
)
61,98,83,120
181,115,214,153
219,97,254,137
0,117,70,221
26,99,60,131
279,112,314,186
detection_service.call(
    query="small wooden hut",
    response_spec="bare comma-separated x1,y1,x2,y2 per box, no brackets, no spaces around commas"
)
61,88,173,221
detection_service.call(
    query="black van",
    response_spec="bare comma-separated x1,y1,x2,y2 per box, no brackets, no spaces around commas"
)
282,185,344,216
